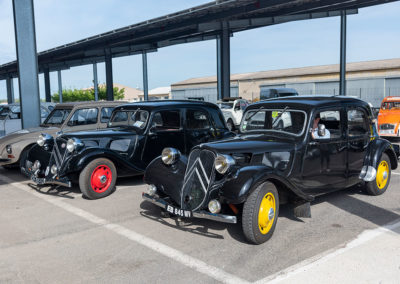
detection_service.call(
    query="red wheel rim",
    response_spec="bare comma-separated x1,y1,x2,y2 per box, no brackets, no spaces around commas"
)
90,165,112,193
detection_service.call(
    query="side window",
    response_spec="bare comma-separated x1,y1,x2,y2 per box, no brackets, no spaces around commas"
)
312,110,341,139
101,107,114,123
151,110,181,131
186,109,210,129
210,110,227,129
68,108,98,126
41,107,49,118
348,109,369,137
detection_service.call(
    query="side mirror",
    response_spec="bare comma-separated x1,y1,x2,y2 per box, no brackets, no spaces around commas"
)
318,124,326,137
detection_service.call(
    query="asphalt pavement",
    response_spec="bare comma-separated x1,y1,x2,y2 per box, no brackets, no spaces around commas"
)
0,139,399,283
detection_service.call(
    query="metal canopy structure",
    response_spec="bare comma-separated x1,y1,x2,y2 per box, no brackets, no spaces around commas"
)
1,0,396,79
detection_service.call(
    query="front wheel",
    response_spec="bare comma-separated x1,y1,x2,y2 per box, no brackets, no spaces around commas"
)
242,181,279,244
364,153,391,196
79,158,117,199
227,119,235,131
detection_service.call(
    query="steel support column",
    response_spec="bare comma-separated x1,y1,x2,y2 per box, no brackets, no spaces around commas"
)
44,68,51,102
142,51,149,101
105,48,114,101
57,70,63,103
339,10,347,96
12,0,41,128
217,22,230,100
93,63,99,101
6,77,15,104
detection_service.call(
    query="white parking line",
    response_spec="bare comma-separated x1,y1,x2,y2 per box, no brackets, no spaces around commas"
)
255,219,400,284
0,175,249,284
392,172,400,175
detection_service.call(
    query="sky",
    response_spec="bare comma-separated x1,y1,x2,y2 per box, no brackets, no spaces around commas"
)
0,0,399,101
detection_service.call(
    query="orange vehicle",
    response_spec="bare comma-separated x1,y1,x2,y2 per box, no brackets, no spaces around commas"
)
378,96,400,137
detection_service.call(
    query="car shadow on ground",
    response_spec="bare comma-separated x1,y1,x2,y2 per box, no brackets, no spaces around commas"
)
312,184,400,234
27,183,81,199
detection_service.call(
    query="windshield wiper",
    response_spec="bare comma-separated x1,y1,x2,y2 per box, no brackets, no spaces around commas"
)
271,106,289,128
246,106,264,121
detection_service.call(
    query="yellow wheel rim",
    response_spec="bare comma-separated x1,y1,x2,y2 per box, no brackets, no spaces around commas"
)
376,160,389,189
258,192,276,235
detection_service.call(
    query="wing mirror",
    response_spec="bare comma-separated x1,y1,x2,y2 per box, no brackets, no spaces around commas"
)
318,124,326,137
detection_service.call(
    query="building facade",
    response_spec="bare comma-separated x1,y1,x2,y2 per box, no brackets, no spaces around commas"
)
171,58,400,107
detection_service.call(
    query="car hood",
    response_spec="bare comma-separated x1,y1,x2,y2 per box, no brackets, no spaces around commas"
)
199,133,296,154
60,128,136,140
0,126,60,145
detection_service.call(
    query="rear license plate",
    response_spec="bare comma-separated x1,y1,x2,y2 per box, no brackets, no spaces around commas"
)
31,175,45,185
165,204,192,218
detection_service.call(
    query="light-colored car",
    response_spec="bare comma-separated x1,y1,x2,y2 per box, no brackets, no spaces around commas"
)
0,103,55,137
217,98,249,131
0,101,123,169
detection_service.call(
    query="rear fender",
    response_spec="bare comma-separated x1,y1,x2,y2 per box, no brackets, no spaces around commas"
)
220,166,313,204
364,138,398,170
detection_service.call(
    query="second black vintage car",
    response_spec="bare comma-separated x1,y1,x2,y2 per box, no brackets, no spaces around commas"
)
23,101,234,199
143,96,400,244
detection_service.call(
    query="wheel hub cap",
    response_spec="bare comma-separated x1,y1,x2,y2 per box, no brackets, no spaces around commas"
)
90,165,112,193
100,175,107,184
258,192,276,235
376,160,389,190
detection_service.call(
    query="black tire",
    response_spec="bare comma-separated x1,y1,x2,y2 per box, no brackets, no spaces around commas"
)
19,147,30,169
242,181,279,244
364,153,391,196
79,158,117,200
227,119,235,131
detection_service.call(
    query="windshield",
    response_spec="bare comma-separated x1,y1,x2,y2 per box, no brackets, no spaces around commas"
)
241,109,306,136
218,103,233,109
43,109,72,125
108,109,149,129
381,101,400,110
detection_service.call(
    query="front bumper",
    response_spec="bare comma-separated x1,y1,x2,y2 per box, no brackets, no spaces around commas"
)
142,193,237,224
21,166,72,188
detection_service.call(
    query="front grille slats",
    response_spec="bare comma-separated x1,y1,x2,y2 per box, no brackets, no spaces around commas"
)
380,124,395,130
47,138,69,176
180,149,216,211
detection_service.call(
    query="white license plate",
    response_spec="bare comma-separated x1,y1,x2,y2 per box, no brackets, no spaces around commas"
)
380,130,394,134
165,204,192,218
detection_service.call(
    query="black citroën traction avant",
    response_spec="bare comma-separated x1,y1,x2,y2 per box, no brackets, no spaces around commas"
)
23,101,234,199
143,96,400,244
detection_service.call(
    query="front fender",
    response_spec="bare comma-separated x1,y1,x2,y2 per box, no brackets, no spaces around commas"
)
66,148,143,175
220,166,313,204
144,155,188,205
364,138,398,170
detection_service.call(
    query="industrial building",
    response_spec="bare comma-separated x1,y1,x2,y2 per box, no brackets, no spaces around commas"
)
171,58,400,106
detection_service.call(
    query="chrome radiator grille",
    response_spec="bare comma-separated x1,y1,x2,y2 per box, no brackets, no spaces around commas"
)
181,149,216,210
49,138,69,170
380,124,395,130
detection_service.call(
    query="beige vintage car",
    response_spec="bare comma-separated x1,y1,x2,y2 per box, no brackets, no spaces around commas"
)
0,101,123,169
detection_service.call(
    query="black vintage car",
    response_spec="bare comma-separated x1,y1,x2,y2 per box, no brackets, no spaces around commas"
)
143,96,400,244
23,101,233,199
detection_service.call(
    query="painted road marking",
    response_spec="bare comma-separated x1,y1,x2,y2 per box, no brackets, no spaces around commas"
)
255,219,400,284
392,172,400,175
0,176,248,284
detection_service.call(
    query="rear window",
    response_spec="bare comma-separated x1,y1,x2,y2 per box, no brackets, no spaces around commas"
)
381,101,400,110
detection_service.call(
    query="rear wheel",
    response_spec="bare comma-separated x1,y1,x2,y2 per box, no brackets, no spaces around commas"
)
365,153,391,196
79,158,117,199
242,181,279,244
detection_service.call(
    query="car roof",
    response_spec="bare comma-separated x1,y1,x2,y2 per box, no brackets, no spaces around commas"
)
54,101,125,109
248,95,370,110
114,100,220,111
382,96,400,102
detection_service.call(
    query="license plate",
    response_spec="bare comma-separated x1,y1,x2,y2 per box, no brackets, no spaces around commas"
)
165,204,192,218
380,130,394,134
31,175,45,185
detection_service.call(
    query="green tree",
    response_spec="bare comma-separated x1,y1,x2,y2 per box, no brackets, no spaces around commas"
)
52,85,125,102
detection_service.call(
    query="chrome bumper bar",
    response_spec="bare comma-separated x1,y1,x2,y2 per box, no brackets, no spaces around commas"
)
21,166,72,188
142,193,237,224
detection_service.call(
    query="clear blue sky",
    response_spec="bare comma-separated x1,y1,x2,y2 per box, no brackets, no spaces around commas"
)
0,0,399,100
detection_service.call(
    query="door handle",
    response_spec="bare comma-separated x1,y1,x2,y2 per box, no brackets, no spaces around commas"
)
309,141,319,146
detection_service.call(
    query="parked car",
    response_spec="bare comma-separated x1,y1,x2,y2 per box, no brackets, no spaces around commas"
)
377,96,400,137
0,102,55,137
23,100,234,199
217,98,249,131
260,87,298,100
143,96,399,244
0,101,122,169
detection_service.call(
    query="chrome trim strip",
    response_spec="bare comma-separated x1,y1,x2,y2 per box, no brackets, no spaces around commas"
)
142,193,237,224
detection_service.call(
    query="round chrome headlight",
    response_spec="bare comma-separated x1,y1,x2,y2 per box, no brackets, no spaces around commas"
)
37,135,45,147
51,164,58,175
214,154,235,174
147,184,157,196
161,148,180,165
208,199,221,214
37,133,53,147
66,138,84,153
6,145,12,154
